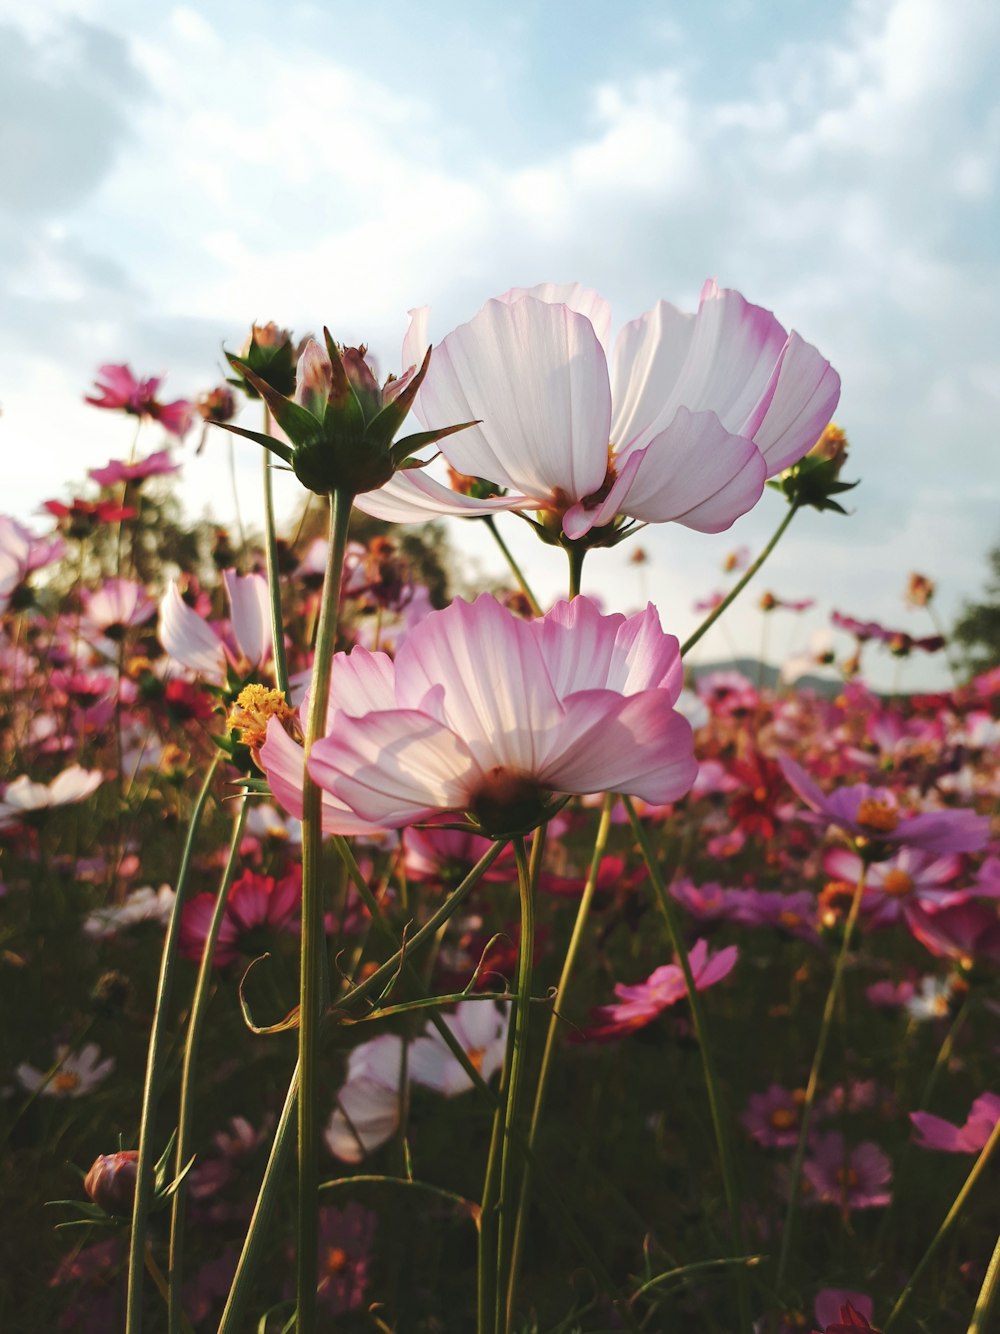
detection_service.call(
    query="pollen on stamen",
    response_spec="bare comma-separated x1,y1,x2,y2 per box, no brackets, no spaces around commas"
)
228,685,296,751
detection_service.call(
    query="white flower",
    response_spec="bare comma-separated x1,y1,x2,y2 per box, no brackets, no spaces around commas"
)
84,884,175,938
16,1043,115,1097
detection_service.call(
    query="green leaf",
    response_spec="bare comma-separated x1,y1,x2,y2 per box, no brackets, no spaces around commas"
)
212,421,293,466
389,420,480,467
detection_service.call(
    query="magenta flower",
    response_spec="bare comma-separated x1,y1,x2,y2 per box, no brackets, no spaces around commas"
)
742,1084,808,1148
402,823,516,884
85,364,193,437
89,448,181,488
580,938,738,1040
315,1203,375,1315
263,594,696,836
904,900,1000,966
179,868,300,967
910,1092,1000,1153
779,755,990,854
356,281,840,540
802,1133,892,1211
813,1294,880,1333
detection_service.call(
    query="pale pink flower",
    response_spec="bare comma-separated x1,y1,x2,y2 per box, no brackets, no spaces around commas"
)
159,569,272,682
0,764,103,829
16,1042,115,1097
278,594,696,835
408,1000,509,1095
85,364,193,437
0,515,65,612
325,1035,404,1163
356,282,840,539
82,578,156,637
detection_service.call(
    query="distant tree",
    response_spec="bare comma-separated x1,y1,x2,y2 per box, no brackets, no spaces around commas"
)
953,539,1000,675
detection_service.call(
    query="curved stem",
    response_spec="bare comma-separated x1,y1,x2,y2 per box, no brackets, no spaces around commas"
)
885,1113,1000,1331
216,842,506,1334
126,752,222,1334
481,517,543,616
682,504,799,656
506,795,614,1316
775,863,867,1300
623,796,750,1332
297,488,353,1332
168,790,250,1333
495,838,538,1332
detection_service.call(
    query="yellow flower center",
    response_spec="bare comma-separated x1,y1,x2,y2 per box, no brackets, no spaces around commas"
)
856,798,899,833
227,685,295,751
52,1071,81,1094
323,1246,348,1276
881,869,914,898
770,1107,797,1130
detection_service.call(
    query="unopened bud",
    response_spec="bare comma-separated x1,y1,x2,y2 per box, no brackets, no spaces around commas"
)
84,1150,139,1215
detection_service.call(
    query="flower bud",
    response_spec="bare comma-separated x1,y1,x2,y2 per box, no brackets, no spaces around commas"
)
84,1151,139,1215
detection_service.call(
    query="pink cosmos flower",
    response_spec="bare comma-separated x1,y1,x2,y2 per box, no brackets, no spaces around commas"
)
813,1294,879,1333
82,578,157,637
779,755,990,854
16,1042,115,1097
85,364,193,437
314,1204,375,1315
407,1000,509,1095
402,823,517,885
325,1034,404,1163
742,1084,809,1148
356,281,840,540
823,846,965,927
89,448,181,488
0,515,65,612
910,1092,1000,1153
179,868,300,967
802,1133,892,1211
903,900,1000,966
264,594,696,836
159,569,272,683
580,938,738,1040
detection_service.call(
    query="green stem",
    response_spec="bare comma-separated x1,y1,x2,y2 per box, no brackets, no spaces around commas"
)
968,1227,1000,1334
506,795,614,1316
262,406,291,699
775,864,867,1300
481,516,543,615
682,504,799,656
126,752,222,1334
495,838,537,1332
885,1113,1000,1331
623,796,750,1333
168,790,250,1333
216,843,506,1334
479,990,515,1334
216,1063,299,1334
567,544,585,601
297,488,353,1332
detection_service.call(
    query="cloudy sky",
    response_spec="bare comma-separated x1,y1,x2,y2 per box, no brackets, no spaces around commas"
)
2,0,998,686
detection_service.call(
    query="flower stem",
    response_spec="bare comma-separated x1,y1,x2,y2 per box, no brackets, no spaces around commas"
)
217,842,506,1334
167,789,250,1334
481,516,543,615
494,837,538,1332
262,406,290,699
296,487,353,1333
623,795,750,1333
682,504,799,656
968,1226,1000,1334
505,795,614,1317
126,752,222,1334
567,545,586,601
885,1112,1000,1330
774,863,867,1301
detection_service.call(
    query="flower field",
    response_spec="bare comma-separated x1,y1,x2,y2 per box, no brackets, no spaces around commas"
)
2,287,998,1333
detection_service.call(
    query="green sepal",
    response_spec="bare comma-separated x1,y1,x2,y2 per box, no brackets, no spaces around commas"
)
212,420,293,466
322,329,368,438
389,419,480,467
365,343,432,446
226,359,326,451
